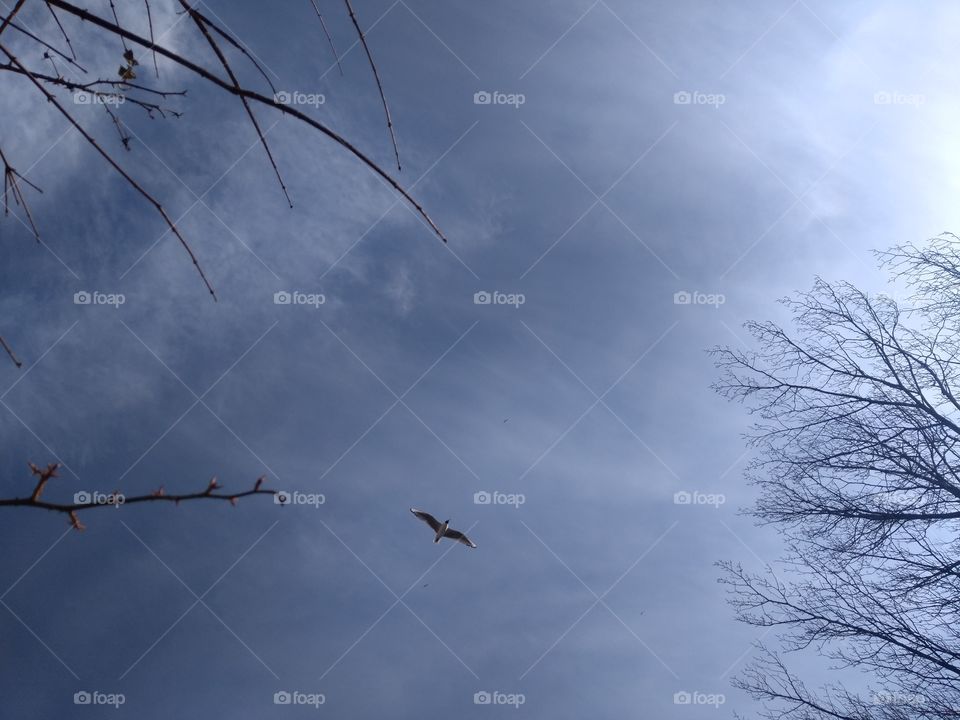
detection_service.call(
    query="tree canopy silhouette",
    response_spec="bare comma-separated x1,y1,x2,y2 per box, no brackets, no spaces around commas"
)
714,234,960,720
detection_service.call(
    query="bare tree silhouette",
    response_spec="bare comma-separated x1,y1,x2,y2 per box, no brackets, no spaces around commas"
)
713,233,960,720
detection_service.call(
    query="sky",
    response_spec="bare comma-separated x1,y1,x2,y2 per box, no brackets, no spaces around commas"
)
2,0,960,717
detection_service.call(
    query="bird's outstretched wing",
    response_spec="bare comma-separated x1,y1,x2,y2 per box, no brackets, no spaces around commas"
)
410,508,441,532
444,528,477,548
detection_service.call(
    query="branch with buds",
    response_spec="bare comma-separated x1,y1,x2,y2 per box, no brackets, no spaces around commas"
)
0,463,278,530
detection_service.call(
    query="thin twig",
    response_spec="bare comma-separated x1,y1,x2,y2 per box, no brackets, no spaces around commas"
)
8,21,87,72
192,8,278,95
44,1,77,60
0,470,278,530
0,335,22,368
343,0,400,171
0,0,28,38
308,0,343,75
144,0,159,78
180,0,292,207
1,145,42,242
45,0,447,241
107,0,128,53
0,44,218,296
0,63,185,117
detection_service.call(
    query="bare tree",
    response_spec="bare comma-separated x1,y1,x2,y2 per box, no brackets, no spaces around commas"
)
0,1,447,526
713,234,960,720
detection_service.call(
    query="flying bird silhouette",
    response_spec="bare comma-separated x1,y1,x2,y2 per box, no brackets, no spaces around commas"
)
410,508,477,548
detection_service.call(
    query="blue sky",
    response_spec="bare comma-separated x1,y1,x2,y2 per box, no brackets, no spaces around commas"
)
2,0,960,717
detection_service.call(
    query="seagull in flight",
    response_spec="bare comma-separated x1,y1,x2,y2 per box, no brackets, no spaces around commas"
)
410,508,477,548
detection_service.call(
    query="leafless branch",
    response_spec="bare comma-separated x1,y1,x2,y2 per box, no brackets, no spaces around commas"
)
179,0,292,207
0,335,22,368
309,0,343,75
0,43,217,297
44,0,446,241
342,0,400,171
0,464,279,531
1,145,42,242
